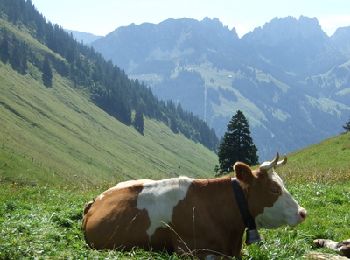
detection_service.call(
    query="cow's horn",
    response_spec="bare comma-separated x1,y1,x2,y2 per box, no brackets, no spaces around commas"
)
277,156,287,167
271,152,279,167
259,152,280,171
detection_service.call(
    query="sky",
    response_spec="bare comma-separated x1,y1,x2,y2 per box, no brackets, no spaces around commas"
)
30,0,350,38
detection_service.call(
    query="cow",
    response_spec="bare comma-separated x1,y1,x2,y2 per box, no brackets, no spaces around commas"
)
82,154,307,258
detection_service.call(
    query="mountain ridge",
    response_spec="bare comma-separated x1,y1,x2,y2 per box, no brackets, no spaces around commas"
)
66,30,102,44
92,16,350,158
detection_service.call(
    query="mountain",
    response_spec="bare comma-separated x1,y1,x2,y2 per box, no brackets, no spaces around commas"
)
92,16,350,159
66,30,102,45
0,0,218,185
242,16,344,76
331,26,350,58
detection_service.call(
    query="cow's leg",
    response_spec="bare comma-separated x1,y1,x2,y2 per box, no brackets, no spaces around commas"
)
314,239,350,257
338,240,350,257
314,239,339,250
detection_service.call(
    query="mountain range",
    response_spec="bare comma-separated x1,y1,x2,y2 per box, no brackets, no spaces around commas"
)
66,30,102,44
90,16,350,158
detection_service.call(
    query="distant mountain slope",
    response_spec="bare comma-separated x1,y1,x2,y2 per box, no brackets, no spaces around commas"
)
92,16,350,159
331,26,350,58
242,16,344,76
66,30,102,45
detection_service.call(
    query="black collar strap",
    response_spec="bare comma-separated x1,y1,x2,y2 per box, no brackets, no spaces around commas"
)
231,178,256,229
232,178,261,244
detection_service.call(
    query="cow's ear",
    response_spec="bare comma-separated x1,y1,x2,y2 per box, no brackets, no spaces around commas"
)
234,162,254,185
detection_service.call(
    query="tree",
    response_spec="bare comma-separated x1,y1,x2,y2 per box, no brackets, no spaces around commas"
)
0,32,10,63
218,110,258,173
10,39,27,74
133,109,145,135
343,118,350,132
42,55,53,87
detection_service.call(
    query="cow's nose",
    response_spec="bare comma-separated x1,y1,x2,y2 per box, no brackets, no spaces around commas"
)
298,208,307,221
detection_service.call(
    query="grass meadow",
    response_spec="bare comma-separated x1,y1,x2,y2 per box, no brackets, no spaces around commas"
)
0,176,349,259
1,133,349,259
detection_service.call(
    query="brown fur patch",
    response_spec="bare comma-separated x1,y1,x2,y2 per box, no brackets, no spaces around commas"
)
83,185,150,250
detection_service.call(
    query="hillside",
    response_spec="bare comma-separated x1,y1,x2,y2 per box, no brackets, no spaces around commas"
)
0,0,219,151
92,16,350,159
0,1,218,186
279,131,350,183
0,61,217,186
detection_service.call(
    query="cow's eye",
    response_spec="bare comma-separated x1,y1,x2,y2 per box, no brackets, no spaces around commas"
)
270,188,281,195
270,183,282,195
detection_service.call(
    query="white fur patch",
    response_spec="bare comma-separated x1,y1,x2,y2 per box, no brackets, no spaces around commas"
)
97,179,152,200
255,171,301,228
137,176,193,237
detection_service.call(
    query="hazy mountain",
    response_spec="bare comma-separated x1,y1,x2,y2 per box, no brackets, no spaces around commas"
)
331,26,350,58
92,16,350,159
67,30,102,44
242,16,344,76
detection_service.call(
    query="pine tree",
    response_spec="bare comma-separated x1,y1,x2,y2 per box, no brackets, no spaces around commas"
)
133,109,145,135
9,38,27,74
42,55,53,87
218,110,258,173
170,116,179,134
0,32,10,63
343,118,350,132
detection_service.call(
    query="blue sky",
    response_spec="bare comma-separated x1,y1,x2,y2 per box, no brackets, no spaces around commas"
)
31,0,350,37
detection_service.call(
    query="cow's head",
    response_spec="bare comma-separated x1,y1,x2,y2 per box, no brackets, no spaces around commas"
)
234,153,306,229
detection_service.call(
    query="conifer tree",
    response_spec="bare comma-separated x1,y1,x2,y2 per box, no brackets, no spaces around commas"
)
0,32,9,63
42,55,53,87
218,110,258,173
343,118,350,132
133,109,145,135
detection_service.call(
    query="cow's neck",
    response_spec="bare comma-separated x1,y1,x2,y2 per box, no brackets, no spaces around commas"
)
232,178,262,245
231,178,257,230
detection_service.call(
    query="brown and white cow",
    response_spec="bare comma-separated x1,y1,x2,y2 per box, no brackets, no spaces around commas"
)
82,154,306,258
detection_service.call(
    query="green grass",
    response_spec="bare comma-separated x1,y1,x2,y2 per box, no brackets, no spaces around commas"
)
1,134,349,259
1,179,349,259
278,132,350,183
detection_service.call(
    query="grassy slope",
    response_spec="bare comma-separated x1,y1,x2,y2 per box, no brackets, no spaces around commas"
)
1,133,349,259
279,132,350,183
0,62,217,186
